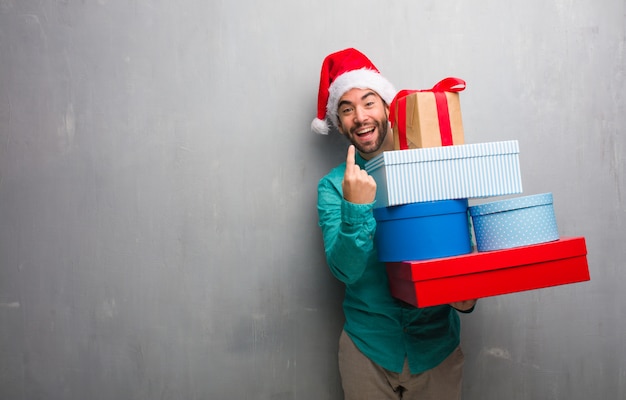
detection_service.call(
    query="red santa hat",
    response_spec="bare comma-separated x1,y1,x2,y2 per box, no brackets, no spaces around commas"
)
311,48,397,135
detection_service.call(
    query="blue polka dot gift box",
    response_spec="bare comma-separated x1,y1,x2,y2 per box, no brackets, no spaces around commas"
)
469,193,559,252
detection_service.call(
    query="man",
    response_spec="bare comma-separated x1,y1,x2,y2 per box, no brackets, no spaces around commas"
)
313,48,476,400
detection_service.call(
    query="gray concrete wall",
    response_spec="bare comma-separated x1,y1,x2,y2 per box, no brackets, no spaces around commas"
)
0,1,624,399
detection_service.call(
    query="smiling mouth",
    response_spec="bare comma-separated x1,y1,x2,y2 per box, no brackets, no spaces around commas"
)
355,126,375,137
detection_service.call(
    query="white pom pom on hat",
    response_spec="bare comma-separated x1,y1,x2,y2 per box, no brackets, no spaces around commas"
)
311,48,397,135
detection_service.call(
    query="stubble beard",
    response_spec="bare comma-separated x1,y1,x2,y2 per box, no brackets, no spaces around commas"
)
350,115,389,156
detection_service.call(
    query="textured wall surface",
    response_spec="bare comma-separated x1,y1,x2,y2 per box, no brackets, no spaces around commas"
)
0,1,624,399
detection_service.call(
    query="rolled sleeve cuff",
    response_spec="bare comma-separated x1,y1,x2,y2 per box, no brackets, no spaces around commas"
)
341,199,375,225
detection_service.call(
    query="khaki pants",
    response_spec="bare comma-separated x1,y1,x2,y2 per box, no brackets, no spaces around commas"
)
338,330,464,400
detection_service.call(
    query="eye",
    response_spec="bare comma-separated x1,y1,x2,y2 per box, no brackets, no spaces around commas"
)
340,106,353,114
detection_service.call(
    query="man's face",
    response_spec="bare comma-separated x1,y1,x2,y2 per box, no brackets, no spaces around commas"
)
336,88,392,159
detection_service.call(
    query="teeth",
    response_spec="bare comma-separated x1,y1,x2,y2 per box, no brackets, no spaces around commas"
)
356,127,374,135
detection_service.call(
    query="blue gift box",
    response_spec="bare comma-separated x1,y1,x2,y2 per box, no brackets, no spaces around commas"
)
364,140,522,208
469,193,559,252
374,199,472,262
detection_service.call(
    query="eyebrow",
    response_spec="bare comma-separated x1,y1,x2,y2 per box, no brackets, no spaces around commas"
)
338,91,378,108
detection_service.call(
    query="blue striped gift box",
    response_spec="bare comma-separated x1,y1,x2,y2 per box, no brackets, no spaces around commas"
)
364,140,523,208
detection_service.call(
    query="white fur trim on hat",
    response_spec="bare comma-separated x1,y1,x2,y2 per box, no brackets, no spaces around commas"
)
311,117,330,135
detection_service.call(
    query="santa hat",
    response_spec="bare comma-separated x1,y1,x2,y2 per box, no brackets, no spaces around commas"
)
311,48,397,135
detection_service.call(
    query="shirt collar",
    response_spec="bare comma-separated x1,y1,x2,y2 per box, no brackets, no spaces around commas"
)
355,152,367,169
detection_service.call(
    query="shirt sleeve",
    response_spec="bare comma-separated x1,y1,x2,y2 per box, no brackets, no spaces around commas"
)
317,173,377,285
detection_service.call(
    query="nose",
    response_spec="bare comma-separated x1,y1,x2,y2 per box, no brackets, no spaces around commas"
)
354,106,368,124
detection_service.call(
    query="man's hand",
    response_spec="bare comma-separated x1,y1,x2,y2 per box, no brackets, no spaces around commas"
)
449,300,477,312
342,145,377,204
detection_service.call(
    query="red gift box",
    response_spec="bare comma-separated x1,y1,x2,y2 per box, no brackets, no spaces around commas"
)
386,237,590,308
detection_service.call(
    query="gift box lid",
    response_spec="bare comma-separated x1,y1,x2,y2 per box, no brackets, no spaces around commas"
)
374,199,468,222
387,237,587,281
469,193,553,217
365,140,519,172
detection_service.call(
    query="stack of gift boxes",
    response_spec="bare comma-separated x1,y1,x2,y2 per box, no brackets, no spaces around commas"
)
364,78,590,308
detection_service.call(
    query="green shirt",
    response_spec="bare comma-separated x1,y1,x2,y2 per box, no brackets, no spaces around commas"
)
317,153,461,374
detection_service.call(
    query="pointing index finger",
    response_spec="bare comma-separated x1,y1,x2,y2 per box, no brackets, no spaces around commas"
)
346,145,356,169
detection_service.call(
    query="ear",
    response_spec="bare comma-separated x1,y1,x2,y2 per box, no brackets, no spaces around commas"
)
336,119,346,135
383,102,391,126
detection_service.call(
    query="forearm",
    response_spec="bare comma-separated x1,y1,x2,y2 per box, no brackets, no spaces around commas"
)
318,180,377,284
325,202,377,283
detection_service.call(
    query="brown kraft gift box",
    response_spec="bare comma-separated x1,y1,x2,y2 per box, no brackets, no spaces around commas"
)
390,77,466,150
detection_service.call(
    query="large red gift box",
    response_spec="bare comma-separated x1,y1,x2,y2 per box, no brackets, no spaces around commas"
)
386,237,590,308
